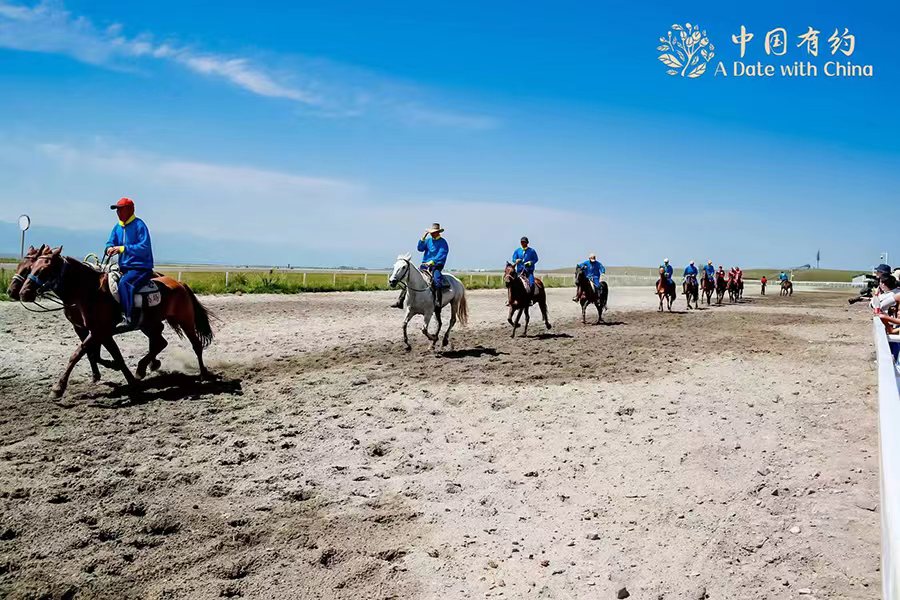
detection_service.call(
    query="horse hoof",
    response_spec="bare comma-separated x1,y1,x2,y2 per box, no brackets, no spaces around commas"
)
91,374,101,383
50,386,64,399
136,368,147,380
150,359,161,372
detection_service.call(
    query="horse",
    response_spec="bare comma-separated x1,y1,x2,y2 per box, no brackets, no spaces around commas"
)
19,247,215,398
574,264,609,324
737,277,745,300
6,245,119,383
715,272,727,305
504,262,551,337
700,272,714,305
656,268,676,312
683,274,699,310
388,254,468,350
780,279,793,296
726,275,740,303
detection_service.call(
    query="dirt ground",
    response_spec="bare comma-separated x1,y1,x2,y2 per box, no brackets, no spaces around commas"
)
0,285,881,600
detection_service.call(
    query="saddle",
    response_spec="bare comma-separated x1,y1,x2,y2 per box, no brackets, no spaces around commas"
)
421,270,451,290
106,268,163,309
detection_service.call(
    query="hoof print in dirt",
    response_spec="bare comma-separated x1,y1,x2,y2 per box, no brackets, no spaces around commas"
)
219,559,254,580
373,548,407,562
121,502,146,517
283,488,314,502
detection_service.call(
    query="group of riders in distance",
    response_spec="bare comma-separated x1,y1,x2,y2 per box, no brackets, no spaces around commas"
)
6,200,794,398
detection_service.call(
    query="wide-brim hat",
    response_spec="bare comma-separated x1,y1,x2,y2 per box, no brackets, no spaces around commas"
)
427,223,444,233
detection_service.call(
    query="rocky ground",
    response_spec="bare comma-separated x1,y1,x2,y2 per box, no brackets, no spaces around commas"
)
0,286,881,599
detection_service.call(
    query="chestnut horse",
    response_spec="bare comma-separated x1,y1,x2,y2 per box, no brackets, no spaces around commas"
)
715,272,727,305
727,276,740,303
19,247,214,398
656,268,676,312
7,245,119,382
700,271,714,305
503,262,551,337
683,274,699,310
574,264,608,324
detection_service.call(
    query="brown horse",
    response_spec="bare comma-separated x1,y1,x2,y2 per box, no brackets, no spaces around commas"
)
715,272,727,305
700,272,714,305
656,268,676,312
504,262,551,337
19,247,214,398
683,274,699,310
7,245,121,382
727,276,740,303
780,279,793,296
574,264,608,324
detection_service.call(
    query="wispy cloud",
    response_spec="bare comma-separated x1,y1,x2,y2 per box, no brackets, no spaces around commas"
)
0,0,497,129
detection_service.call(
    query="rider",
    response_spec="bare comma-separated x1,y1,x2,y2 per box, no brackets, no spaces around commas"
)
512,236,538,292
574,253,605,301
703,260,715,282
683,260,699,283
391,223,448,309
735,266,743,283
105,197,154,331
717,265,726,280
779,271,789,282
660,258,674,284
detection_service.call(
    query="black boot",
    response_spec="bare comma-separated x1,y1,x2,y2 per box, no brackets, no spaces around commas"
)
390,289,407,309
433,287,443,311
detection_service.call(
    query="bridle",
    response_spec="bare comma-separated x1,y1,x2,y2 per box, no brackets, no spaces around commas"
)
19,258,68,313
392,258,431,293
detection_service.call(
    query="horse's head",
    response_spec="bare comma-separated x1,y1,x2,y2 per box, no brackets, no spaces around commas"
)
658,267,666,277
19,246,63,303
388,253,412,288
6,244,49,300
503,262,516,286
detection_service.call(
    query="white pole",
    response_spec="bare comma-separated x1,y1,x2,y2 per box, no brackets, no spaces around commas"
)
303,272,307,285
364,273,368,285
225,271,230,288
177,271,182,282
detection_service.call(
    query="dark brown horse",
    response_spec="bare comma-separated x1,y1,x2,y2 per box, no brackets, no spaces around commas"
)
715,272,727,305
7,245,119,382
19,247,214,398
700,271,714,305
780,279,793,296
574,264,608,324
683,274,699,310
504,262,551,337
656,268,676,312
727,276,740,303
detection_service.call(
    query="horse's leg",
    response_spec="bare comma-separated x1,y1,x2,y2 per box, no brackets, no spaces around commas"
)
51,334,96,398
539,295,551,329
136,321,167,379
101,337,138,387
522,306,530,337
511,308,522,338
182,327,211,380
595,301,602,324
442,300,458,348
402,309,414,351
507,304,516,328
581,301,586,324
75,328,102,383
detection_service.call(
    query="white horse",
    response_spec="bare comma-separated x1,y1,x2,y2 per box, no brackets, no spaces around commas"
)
388,254,468,350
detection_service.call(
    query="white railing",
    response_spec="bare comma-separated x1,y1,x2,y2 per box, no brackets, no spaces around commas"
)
873,316,900,598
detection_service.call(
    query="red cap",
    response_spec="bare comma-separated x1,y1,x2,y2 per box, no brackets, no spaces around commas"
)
110,197,135,210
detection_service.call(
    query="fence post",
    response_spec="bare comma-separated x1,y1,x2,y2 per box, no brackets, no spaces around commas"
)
225,271,230,288
333,272,337,285
364,273,368,285
177,271,182,282
303,272,307,285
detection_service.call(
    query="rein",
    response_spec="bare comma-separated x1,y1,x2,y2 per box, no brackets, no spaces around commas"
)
20,258,70,313
397,258,432,293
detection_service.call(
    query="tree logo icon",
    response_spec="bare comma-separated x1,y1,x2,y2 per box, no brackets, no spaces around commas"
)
658,23,715,78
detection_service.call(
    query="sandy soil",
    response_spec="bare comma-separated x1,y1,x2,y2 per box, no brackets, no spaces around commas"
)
0,285,881,599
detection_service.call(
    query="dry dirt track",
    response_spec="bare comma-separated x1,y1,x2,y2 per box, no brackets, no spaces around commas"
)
0,286,881,600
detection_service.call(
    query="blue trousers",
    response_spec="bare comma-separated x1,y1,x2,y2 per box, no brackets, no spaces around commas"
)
119,269,153,321
420,263,444,288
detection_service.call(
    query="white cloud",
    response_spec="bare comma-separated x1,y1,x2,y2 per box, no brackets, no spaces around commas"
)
0,1,498,129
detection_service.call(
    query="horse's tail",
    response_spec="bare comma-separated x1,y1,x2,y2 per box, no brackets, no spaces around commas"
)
457,290,469,326
169,284,215,348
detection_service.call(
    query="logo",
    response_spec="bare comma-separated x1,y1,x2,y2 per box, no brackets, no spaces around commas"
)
658,23,715,78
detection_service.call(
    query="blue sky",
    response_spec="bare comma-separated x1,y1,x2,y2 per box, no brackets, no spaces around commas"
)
0,0,896,269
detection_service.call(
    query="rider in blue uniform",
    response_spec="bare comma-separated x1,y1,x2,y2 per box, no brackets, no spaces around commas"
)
703,260,716,282
779,271,788,282
660,258,674,284
683,260,699,281
391,223,449,310
105,197,154,331
512,236,538,290
574,253,605,301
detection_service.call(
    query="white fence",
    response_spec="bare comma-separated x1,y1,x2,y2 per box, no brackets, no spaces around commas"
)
873,317,900,598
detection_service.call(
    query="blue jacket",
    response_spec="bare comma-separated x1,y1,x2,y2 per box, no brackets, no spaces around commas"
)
512,247,538,272
579,259,605,279
779,272,788,281
703,264,715,277
661,263,673,278
106,216,154,270
684,265,699,277
417,236,449,266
